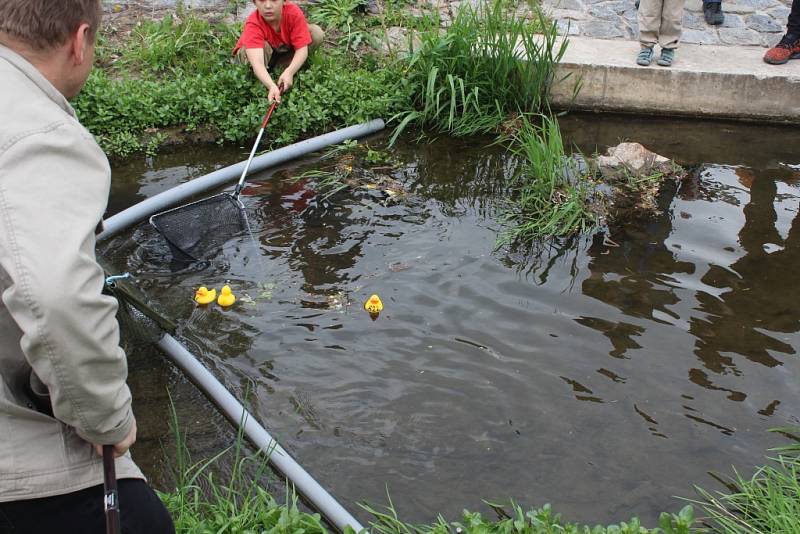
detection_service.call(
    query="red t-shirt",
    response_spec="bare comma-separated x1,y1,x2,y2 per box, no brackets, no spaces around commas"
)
233,2,312,54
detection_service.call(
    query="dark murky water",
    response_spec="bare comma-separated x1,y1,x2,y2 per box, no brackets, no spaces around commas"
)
104,114,800,526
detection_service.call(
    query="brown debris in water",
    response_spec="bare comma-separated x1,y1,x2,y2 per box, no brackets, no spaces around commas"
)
591,142,686,220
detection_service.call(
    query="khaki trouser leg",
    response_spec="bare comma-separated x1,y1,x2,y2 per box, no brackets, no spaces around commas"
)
638,0,661,48
638,0,684,48
309,24,325,49
658,0,684,48
235,43,276,68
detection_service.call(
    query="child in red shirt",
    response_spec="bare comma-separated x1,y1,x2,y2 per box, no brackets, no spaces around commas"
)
233,0,324,103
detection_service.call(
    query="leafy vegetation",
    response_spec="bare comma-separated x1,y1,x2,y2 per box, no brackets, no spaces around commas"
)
364,500,696,534
499,114,597,244
78,13,410,157
159,398,330,534
389,0,567,143
689,431,800,534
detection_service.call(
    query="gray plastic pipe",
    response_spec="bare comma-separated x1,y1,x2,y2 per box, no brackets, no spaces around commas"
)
158,334,366,533
99,119,385,240
98,121,386,532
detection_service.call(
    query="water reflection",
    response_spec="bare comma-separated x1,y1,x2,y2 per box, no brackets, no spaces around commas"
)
109,127,800,528
580,181,694,359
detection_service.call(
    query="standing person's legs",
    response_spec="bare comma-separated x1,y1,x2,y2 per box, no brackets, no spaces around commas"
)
788,0,800,36
637,0,661,65
763,0,800,64
658,0,684,50
702,0,724,25
655,0,683,64
0,479,175,534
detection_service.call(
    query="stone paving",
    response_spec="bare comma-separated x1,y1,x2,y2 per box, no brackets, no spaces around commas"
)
543,0,793,47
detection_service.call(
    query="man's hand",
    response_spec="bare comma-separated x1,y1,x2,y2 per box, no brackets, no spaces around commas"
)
277,71,294,94
93,416,137,458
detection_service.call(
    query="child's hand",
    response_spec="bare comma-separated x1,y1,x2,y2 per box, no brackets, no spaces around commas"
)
277,72,294,93
267,83,282,104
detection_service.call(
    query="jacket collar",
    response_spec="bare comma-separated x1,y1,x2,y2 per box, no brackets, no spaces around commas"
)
0,43,76,118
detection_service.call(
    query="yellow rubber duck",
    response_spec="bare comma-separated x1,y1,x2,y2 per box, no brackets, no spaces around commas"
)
194,287,216,305
364,294,383,314
217,285,236,307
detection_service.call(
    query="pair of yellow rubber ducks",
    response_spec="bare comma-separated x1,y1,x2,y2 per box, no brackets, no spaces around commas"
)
195,285,236,307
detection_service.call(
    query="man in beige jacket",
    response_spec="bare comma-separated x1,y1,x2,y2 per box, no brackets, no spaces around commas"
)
0,1,173,531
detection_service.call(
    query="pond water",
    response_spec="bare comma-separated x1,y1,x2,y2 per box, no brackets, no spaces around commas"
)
103,114,800,527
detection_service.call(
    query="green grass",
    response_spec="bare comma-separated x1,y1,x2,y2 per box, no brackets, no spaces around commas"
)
689,433,800,534
498,114,596,244
158,397,330,534
362,499,697,534
389,0,568,144
78,14,410,157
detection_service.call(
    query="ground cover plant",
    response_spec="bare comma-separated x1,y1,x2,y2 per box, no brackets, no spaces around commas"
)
159,402,699,533
76,10,411,157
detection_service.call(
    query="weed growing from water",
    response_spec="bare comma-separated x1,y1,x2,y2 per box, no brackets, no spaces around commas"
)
688,430,800,534
158,396,329,534
498,114,596,244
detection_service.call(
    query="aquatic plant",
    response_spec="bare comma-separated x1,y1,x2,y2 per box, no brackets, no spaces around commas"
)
158,397,329,534
389,0,568,144
499,114,597,244
689,430,800,534
362,498,697,534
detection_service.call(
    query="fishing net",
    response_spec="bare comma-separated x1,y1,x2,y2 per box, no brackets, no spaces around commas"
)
98,257,176,349
149,193,250,263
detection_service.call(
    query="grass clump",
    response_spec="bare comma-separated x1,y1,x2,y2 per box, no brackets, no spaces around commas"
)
689,432,800,534
390,0,567,143
498,114,597,244
159,400,330,534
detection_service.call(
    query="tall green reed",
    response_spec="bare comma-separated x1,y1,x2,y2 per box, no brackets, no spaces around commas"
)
390,0,568,143
498,114,595,244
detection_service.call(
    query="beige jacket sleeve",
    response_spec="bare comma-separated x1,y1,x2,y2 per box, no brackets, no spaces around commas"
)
0,119,133,446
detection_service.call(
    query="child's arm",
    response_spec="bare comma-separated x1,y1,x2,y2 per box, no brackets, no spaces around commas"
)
245,47,283,103
277,45,308,92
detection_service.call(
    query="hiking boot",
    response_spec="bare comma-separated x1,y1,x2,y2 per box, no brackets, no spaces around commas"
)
657,48,675,66
763,33,800,65
636,46,654,66
703,1,724,25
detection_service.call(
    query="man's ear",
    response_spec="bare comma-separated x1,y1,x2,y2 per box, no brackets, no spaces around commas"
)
71,22,92,65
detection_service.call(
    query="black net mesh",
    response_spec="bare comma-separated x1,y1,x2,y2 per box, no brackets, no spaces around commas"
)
98,256,176,350
149,193,249,262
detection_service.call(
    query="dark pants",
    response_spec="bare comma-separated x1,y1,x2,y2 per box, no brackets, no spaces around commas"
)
789,0,800,36
0,479,174,534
